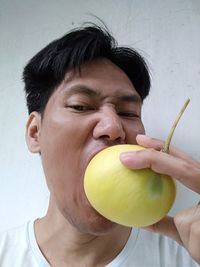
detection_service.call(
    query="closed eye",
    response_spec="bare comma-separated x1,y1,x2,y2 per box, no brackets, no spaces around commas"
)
118,112,140,119
67,105,95,112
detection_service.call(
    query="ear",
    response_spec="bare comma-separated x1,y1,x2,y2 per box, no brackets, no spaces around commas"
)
26,112,42,153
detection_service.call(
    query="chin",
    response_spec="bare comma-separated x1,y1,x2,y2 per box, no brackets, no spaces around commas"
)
84,213,118,236
69,206,118,236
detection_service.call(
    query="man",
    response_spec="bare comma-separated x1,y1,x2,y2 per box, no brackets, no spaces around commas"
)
0,25,199,266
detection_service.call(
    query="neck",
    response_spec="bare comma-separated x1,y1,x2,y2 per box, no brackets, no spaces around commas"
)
34,201,132,267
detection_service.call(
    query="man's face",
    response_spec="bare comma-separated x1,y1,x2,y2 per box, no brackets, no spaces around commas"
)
35,59,145,234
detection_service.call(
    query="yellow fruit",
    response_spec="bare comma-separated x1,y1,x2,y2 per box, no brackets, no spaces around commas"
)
84,144,176,227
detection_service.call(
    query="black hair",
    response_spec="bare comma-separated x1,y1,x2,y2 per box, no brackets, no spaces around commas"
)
23,25,151,114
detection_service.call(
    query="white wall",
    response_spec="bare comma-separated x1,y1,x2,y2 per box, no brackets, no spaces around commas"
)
0,0,199,233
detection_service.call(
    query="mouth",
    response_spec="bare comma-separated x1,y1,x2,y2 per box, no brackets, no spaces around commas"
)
87,141,125,165
87,146,108,165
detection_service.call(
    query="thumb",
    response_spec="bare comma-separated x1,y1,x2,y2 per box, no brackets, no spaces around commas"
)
142,216,183,246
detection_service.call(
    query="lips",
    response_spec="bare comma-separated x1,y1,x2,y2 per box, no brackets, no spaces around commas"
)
87,146,108,165
87,141,126,164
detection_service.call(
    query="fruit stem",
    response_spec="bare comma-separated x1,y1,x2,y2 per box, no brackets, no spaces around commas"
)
163,98,190,154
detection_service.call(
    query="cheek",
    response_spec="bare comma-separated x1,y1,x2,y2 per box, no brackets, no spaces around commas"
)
39,121,84,195
125,121,145,144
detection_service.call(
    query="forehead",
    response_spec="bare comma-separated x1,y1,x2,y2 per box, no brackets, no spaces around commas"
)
58,58,141,100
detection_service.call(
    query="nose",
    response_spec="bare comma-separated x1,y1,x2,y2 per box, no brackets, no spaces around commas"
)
93,107,126,143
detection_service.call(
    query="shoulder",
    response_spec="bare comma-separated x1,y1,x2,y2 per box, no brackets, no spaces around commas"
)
0,221,36,267
0,222,29,250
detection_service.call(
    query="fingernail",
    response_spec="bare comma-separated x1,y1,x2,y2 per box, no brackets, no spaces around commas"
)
137,134,152,141
120,151,136,160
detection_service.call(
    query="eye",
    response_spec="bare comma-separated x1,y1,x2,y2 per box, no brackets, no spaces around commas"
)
67,105,95,112
118,111,140,119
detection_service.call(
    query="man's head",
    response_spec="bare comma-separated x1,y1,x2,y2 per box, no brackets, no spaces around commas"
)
24,25,151,235
23,25,150,115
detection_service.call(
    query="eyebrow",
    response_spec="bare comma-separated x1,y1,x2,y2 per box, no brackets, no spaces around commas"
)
118,94,141,104
64,85,100,97
64,84,141,103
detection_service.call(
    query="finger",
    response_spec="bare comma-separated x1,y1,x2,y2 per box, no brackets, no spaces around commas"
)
120,149,200,193
174,205,200,249
136,134,200,168
136,134,164,151
143,216,183,245
188,220,200,264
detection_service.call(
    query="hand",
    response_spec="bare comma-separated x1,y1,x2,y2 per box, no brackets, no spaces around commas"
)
120,134,200,264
